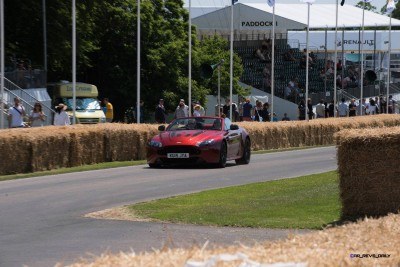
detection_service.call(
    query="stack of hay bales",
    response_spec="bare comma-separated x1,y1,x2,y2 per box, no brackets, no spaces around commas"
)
1,114,400,175
336,126,400,219
0,124,159,175
238,114,400,151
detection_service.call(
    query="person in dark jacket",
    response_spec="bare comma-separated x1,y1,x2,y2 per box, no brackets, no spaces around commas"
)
155,99,167,123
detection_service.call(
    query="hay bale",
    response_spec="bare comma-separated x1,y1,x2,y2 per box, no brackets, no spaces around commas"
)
336,127,400,219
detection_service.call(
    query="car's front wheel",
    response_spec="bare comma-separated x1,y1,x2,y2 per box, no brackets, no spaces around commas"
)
235,138,251,165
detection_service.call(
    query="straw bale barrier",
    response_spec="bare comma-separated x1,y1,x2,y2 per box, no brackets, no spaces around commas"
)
1,114,400,175
66,213,400,267
237,114,400,151
0,124,159,175
336,126,400,219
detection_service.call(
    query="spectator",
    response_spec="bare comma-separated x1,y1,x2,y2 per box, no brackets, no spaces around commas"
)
29,102,45,127
260,102,270,122
103,98,113,122
307,98,314,120
272,112,278,122
348,99,357,117
155,99,167,123
242,98,252,121
315,99,325,118
328,100,335,117
174,99,189,119
324,101,329,118
337,98,348,117
195,101,205,116
54,103,70,126
8,97,26,128
281,113,290,121
368,98,378,115
298,99,306,120
193,105,202,117
379,95,387,114
388,95,396,114
284,49,297,61
135,100,145,123
253,100,263,122
337,60,343,71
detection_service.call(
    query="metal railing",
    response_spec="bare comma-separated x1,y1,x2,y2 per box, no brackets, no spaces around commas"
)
2,76,55,126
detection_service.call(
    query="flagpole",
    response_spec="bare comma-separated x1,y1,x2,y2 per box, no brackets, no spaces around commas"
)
360,1,365,116
305,2,310,121
137,0,141,123
229,1,234,121
72,0,76,124
188,0,192,116
334,0,338,117
387,12,392,114
270,4,275,122
0,0,4,129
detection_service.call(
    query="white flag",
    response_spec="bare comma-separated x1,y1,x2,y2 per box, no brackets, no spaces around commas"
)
300,0,315,3
267,0,275,7
386,0,396,14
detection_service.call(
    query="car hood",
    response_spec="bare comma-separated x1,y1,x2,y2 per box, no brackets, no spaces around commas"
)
158,130,222,146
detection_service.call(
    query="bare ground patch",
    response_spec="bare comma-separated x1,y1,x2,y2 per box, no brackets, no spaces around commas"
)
84,206,157,222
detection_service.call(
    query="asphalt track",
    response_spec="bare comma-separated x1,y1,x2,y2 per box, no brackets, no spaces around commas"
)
0,146,337,267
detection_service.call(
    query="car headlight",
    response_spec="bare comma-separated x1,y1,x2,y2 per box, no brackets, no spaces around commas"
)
198,139,215,147
148,140,162,148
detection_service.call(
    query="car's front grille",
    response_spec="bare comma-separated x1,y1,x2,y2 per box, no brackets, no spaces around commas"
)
158,146,201,155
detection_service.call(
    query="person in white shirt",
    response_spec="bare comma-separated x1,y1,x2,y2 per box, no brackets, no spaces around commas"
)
29,102,45,127
8,97,26,128
54,103,71,126
315,99,326,118
337,98,348,117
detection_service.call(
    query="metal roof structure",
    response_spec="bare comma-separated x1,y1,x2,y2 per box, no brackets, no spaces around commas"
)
192,3,400,30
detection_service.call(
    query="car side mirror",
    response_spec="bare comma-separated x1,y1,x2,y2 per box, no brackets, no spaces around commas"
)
158,125,166,131
230,124,239,130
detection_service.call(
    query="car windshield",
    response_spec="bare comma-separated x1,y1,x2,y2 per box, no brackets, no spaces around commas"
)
167,118,223,131
63,98,101,110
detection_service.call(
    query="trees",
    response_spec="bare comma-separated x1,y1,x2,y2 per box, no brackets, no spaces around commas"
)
4,0,243,120
355,1,377,12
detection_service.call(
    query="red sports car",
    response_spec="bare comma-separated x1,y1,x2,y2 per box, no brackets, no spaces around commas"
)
147,117,251,168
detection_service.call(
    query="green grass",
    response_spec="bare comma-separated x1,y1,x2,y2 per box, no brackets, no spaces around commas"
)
129,171,340,229
0,160,147,182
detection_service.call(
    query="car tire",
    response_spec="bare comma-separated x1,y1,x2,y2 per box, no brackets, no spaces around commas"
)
235,138,251,165
217,141,227,168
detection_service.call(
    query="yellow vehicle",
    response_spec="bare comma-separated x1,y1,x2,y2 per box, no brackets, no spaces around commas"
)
49,82,106,124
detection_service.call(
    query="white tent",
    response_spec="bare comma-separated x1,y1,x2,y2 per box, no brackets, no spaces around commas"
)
192,3,400,33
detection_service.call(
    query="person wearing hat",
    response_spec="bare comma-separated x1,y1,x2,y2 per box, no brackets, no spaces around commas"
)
8,97,26,128
54,103,70,126
193,104,202,117
174,99,189,119
155,99,167,123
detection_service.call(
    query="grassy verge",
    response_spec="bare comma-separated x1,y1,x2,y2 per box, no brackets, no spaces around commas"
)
129,171,340,229
0,160,147,182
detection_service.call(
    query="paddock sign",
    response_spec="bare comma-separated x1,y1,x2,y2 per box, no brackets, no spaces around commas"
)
240,20,278,29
